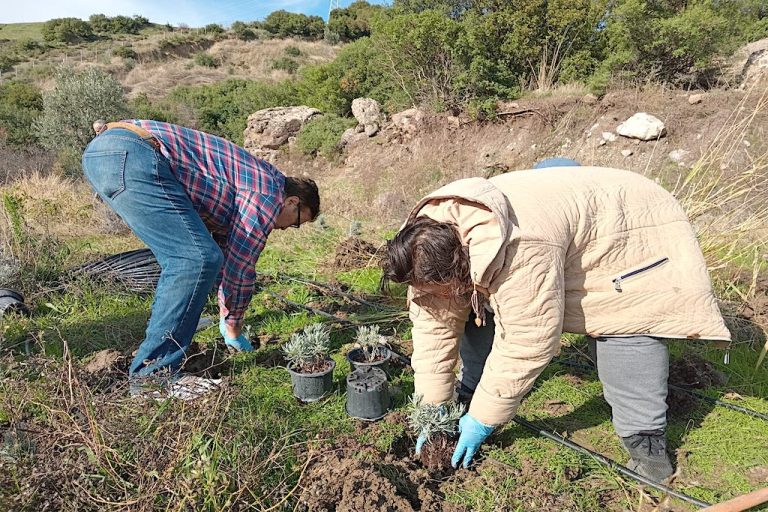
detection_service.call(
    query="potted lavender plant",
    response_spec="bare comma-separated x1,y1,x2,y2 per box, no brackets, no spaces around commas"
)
346,325,392,373
408,395,464,473
283,323,335,402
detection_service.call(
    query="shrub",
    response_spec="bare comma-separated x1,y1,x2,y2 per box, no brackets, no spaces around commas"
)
328,0,386,42
282,323,331,371
231,21,256,41
407,395,464,443
263,10,325,39
204,23,225,34
0,81,43,147
0,52,21,73
284,45,303,57
35,67,129,159
194,52,219,68
354,325,388,362
112,45,137,59
271,56,299,74
41,17,93,43
129,93,180,123
295,115,357,158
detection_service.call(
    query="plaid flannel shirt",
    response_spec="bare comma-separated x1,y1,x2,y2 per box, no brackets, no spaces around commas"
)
131,120,285,326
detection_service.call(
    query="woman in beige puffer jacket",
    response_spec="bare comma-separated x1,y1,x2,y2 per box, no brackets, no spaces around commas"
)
382,165,730,481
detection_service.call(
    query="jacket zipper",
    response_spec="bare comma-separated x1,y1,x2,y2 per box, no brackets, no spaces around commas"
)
612,257,669,292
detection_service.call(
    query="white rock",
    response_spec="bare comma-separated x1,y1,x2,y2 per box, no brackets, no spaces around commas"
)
351,98,383,126
688,94,704,105
598,139,607,147
243,106,322,151
616,113,667,141
602,131,618,142
743,140,752,147
668,149,690,165
621,149,634,157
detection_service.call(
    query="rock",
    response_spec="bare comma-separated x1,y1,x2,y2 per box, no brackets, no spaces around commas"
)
743,140,752,147
728,37,768,88
621,149,634,157
340,127,367,147
598,139,607,147
601,131,618,142
83,349,123,374
364,122,379,137
243,106,322,152
688,94,704,105
616,113,666,141
582,93,599,104
351,98,383,136
390,107,426,135
669,149,690,165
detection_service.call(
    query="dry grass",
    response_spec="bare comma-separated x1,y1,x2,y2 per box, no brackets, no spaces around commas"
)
123,38,339,99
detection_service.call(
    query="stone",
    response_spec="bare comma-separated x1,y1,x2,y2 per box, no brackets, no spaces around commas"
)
582,93,599,104
668,149,690,165
729,37,768,88
390,107,426,135
688,94,704,105
340,127,367,147
616,113,667,141
364,122,379,137
351,98,383,127
598,139,607,147
602,131,618,142
243,106,321,152
621,149,634,157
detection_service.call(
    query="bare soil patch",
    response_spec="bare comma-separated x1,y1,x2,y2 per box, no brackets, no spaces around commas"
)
667,352,728,417
333,237,382,271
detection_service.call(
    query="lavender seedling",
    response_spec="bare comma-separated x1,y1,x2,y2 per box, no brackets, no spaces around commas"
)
282,323,331,373
407,394,464,444
354,325,389,362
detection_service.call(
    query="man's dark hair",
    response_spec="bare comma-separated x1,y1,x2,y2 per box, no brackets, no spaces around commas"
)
284,177,320,220
381,216,471,296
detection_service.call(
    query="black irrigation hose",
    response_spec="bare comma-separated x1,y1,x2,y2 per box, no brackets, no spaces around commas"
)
511,416,712,508
553,357,768,423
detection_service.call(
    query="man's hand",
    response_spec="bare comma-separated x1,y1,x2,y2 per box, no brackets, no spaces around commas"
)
219,318,254,352
451,413,494,468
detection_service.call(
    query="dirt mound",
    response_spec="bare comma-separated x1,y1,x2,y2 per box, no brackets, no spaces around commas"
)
80,349,130,393
334,237,382,271
299,436,467,512
667,353,728,416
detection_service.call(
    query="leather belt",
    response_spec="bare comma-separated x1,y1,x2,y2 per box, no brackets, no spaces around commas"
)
102,121,161,150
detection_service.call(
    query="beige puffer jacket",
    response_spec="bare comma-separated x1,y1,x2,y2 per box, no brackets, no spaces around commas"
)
406,166,731,427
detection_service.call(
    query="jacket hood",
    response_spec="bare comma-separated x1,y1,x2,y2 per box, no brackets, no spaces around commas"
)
406,177,512,288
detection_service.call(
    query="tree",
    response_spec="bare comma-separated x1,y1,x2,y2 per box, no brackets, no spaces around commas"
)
35,67,129,154
263,10,325,39
41,17,94,43
327,1,386,42
0,81,43,147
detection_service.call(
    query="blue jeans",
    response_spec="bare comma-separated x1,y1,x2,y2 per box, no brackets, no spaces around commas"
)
82,129,223,376
533,157,581,169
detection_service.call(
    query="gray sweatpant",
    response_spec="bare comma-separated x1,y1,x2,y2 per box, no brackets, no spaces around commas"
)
458,313,669,437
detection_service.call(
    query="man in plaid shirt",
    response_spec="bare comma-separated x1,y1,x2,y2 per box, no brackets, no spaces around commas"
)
82,120,320,398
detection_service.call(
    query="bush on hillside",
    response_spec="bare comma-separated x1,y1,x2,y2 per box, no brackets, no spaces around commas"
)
112,45,138,59
328,1,386,42
263,10,325,39
89,14,150,35
231,21,257,41
0,81,43,147
204,23,225,34
271,56,299,74
0,52,21,73
194,52,219,68
129,93,180,124
35,67,129,162
41,17,94,43
284,46,303,57
295,115,357,157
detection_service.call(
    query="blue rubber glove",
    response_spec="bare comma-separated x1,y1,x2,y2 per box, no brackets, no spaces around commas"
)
451,413,494,468
415,433,427,456
219,318,254,352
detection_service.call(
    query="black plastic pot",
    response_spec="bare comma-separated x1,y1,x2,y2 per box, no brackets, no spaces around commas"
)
287,359,336,402
0,288,29,317
346,346,392,374
346,366,390,421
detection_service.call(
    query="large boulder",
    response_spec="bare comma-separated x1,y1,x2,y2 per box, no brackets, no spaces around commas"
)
729,37,768,88
390,108,426,135
616,113,667,141
351,98,383,137
243,106,322,153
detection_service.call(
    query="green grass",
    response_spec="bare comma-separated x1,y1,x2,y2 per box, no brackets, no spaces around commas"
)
0,23,44,41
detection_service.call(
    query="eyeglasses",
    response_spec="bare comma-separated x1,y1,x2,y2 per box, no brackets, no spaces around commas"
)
293,199,301,229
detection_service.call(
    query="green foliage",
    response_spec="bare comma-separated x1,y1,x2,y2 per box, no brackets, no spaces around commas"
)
41,17,93,43
0,52,21,73
270,56,299,74
194,52,219,68
89,14,149,35
112,45,137,59
263,10,325,39
295,115,356,158
35,67,129,157
204,23,225,34
284,45,303,57
0,81,43,147
230,21,257,41
328,0,386,42
168,79,299,144
129,93,180,123
407,395,464,442
281,323,331,370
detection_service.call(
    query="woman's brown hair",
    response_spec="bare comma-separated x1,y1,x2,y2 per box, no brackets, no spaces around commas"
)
381,216,471,296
